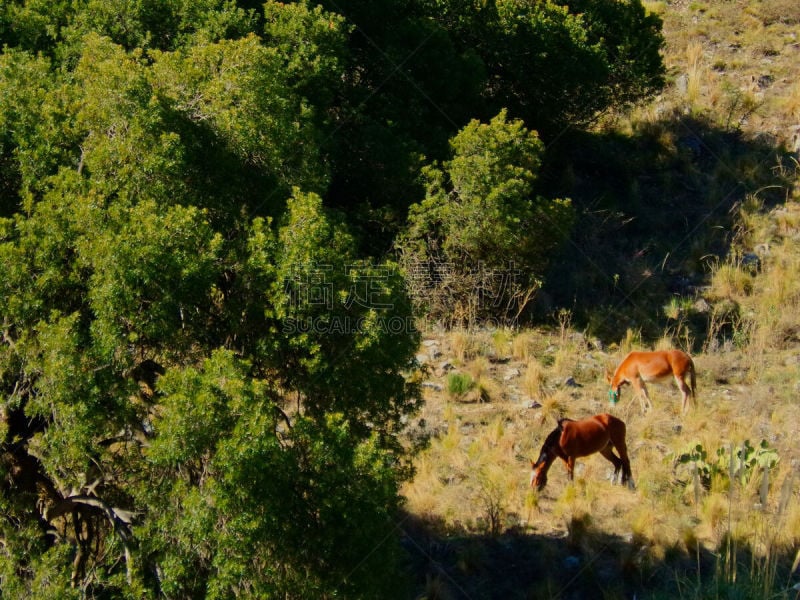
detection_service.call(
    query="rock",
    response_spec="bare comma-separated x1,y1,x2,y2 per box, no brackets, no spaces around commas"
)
590,338,605,351
676,73,688,94
569,332,587,347
438,361,454,374
563,376,581,388
693,298,711,313
742,252,761,273
421,382,443,392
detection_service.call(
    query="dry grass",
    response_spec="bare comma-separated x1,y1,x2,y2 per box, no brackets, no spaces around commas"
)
652,0,800,142
685,41,706,110
403,315,800,596
447,328,479,363
510,330,539,361
521,359,546,399
783,81,800,121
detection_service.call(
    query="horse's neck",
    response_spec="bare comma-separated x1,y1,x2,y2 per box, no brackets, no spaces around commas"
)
545,435,568,463
610,364,627,386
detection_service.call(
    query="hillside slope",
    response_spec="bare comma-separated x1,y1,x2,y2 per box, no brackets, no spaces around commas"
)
402,2,800,598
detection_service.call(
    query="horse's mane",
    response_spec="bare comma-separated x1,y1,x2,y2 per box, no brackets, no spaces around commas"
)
541,417,575,451
543,424,564,447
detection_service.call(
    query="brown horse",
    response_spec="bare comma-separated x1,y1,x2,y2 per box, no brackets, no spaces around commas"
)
605,349,696,414
530,413,634,490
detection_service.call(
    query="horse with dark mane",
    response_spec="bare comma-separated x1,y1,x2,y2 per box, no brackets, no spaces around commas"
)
530,413,634,490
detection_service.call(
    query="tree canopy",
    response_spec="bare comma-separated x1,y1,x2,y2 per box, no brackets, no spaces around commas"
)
0,0,664,596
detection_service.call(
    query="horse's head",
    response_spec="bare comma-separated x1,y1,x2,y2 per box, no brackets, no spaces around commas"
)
530,457,549,490
605,370,621,404
531,425,565,489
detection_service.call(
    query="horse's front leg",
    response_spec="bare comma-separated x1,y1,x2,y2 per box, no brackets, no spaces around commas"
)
566,456,576,481
634,377,652,412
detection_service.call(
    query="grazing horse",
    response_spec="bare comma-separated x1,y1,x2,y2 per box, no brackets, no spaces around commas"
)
530,413,633,490
606,349,696,414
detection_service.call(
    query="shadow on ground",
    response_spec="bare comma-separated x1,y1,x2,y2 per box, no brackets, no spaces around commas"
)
533,111,797,343
401,509,797,599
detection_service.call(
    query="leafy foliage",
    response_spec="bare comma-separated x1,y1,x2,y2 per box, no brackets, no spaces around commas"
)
400,111,574,324
0,8,417,598
0,0,665,595
419,0,665,134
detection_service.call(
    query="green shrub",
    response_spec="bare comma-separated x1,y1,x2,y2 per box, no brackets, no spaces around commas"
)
447,372,475,398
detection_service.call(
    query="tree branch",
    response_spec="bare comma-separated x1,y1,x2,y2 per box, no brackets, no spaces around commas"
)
44,494,139,585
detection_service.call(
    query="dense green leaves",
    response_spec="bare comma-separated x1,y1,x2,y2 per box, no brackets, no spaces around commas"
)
0,0,663,596
419,0,664,134
400,111,574,323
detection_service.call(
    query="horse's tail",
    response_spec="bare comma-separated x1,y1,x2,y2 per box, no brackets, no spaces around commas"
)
690,359,697,398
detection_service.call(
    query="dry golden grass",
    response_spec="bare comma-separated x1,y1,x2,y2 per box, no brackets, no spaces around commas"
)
510,330,538,361
447,328,478,364
521,359,546,399
685,41,705,109
404,310,800,596
653,0,800,143
707,261,755,300
783,81,800,120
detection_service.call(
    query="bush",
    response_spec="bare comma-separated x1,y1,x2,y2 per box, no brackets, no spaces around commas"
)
399,111,574,325
447,372,475,398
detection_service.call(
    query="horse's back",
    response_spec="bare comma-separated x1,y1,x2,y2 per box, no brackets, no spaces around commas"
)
624,349,692,381
561,415,614,457
593,412,624,429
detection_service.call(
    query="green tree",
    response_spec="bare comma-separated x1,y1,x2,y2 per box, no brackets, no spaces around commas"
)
400,110,574,324
0,184,417,598
1,0,664,249
0,20,418,600
0,0,668,591
0,0,258,56
313,0,487,247
421,0,665,135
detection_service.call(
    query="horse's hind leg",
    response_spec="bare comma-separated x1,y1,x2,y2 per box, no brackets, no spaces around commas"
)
599,444,623,484
675,374,692,413
614,442,634,489
609,429,634,489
